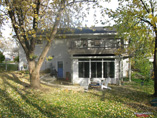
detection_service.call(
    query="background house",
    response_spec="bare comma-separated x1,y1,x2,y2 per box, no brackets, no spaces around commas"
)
18,27,130,85
0,34,18,61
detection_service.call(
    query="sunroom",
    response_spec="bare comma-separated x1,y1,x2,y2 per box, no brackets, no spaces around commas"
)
72,55,122,86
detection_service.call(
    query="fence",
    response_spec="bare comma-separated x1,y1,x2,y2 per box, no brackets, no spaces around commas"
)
0,63,19,71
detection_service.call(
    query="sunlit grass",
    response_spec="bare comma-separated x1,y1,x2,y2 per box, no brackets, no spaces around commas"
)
0,71,157,118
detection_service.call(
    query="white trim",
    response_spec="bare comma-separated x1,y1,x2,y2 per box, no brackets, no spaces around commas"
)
89,59,91,79
102,59,103,79
56,33,117,36
78,59,115,79
73,56,116,59
35,33,117,38
78,59,115,62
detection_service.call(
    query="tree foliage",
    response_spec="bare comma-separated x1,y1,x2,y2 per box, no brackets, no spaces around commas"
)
0,51,5,63
0,40,4,51
14,56,19,62
132,58,153,80
106,0,157,96
106,0,156,57
0,0,105,88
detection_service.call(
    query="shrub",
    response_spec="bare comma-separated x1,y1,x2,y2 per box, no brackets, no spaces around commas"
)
0,51,5,63
14,56,19,62
132,58,153,81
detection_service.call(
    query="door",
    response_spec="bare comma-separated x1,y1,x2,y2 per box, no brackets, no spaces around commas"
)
58,61,63,78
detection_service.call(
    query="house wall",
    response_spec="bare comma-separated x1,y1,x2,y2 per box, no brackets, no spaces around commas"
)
19,38,72,78
72,59,79,84
19,45,28,70
46,39,72,78
115,58,119,84
19,37,129,85
123,58,129,77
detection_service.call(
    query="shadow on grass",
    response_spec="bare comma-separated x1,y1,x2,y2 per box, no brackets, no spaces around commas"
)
1,73,29,87
88,85,157,113
0,88,32,118
106,86,157,111
0,73,65,117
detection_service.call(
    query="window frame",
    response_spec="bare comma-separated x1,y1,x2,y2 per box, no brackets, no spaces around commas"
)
78,59,115,78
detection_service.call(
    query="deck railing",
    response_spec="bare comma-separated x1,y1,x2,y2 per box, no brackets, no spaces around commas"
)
69,39,122,49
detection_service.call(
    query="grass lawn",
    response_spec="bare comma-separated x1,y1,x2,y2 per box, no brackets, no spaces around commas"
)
0,71,157,118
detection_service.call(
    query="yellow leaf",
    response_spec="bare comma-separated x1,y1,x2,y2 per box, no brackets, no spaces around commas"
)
32,30,36,34
153,17,157,23
32,34,36,38
15,24,18,28
133,26,137,29
34,14,38,19
57,17,60,20
148,14,153,19
63,35,66,39
32,4,36,8
28,31,32,34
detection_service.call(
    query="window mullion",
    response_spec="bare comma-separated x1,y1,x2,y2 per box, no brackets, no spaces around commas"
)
83,63,85,78
102,59,103,79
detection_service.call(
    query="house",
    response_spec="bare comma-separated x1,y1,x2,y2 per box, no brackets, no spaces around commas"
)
0,35,18,61
18,27,130,85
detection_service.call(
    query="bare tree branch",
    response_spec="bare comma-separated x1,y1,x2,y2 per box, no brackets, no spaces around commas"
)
139,0,150,13
36,2,65,69
67,0,97,6
139,17,153,27
150,0,154,16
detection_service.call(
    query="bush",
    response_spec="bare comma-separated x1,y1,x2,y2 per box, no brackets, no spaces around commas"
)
14,56,19,62
0,51,5,63
40,68,50,73
132,58,153,81
0,63,18,71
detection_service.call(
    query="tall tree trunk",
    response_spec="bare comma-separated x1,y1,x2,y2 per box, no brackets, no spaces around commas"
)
30,70,40,88
119,56,122,86
129,58,131,82
26,4,64,88
154,34,157,97
28,60,41,88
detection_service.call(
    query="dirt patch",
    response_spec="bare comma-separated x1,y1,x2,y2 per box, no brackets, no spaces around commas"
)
40,74,84,91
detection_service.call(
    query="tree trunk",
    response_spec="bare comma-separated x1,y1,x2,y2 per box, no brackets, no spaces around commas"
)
30,70,40,88
153,34,157,97
129,58,131,82
119,56,121,86
29,60,41,88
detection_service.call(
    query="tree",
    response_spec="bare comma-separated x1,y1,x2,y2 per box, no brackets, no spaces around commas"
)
1,0,103,88
106,0,157,96
14,56,19,62
0,40,4,51
0,51,5,63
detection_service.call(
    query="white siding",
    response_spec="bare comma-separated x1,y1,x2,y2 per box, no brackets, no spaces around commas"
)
18,38,129,85
72,59,79,84
19,45,28,70
19,39,72,78
115,58,119,84
123,58,129,77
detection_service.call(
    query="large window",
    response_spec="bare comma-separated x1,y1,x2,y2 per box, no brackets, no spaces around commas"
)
78,59,115,78
79,62,89,78
103,62,108,78
103,62,115,78
109,62,115,78
91,62,102,78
